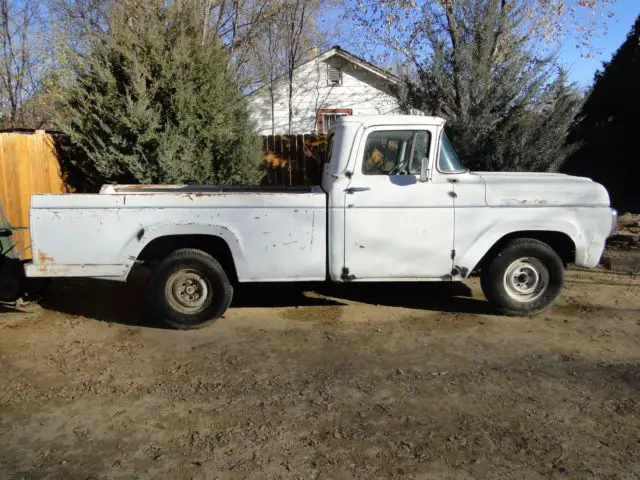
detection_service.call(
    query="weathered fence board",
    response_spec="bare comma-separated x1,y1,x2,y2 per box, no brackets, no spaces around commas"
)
261,133,330,186
0,131,66,259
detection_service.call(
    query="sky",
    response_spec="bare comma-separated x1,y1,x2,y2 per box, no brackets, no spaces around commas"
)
320,0,640,88
558,0,640,86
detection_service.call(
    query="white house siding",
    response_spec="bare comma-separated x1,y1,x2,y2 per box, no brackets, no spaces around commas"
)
247,55,402,135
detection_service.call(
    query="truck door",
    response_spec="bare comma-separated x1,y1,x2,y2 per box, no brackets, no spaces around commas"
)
342,127,454,280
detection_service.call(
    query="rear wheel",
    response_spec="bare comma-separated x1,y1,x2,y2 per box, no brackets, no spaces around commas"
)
481,238,564,316
148,248,233,329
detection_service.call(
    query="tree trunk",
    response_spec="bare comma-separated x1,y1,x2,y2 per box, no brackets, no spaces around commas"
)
270,87,275,136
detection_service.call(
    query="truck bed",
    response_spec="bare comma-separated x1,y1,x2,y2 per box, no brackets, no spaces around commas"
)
26,186,327,282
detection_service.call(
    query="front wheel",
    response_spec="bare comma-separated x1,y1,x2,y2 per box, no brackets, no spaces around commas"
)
148,248,233,329
480,238,565,316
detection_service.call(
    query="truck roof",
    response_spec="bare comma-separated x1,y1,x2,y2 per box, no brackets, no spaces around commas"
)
334,114,446,128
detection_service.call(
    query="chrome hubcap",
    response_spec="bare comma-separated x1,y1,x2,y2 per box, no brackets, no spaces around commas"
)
503,257,548,302
165,269,210,314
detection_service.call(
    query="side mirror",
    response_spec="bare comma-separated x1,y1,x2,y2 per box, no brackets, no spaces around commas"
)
419,157,429,183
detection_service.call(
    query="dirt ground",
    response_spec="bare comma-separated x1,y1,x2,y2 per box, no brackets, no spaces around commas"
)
1,251,640,479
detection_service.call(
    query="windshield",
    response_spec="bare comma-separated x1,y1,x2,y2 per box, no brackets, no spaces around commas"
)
439,132,466,173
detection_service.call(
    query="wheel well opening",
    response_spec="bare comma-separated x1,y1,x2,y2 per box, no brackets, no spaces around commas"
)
473,231,576,274
137,235,238,282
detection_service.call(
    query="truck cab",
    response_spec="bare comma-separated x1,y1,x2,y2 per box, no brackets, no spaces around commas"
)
323,115,458,281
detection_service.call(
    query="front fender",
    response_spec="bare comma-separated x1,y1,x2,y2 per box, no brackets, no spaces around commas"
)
119,222,246,279
456,220,584,276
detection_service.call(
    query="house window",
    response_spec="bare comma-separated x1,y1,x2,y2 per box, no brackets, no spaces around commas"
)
323,113,347,132
327,65,342,86
316,108,352,133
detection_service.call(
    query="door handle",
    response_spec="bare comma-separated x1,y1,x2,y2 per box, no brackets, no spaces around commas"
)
345,187,371,194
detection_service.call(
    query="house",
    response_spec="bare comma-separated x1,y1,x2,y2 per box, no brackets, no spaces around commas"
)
246,46,407,135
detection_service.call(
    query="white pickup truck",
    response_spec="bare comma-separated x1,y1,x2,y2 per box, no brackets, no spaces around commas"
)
24,115,616,329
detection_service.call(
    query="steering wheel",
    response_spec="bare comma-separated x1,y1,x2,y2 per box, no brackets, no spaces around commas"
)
388,161,407,175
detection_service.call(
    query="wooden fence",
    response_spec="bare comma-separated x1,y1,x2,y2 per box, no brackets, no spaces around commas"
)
0,131,66,259
261,133,330,186
0,131,330,259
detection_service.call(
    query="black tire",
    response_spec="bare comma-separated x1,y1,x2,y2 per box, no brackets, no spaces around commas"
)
25,277,52,298
480,238,564,316
0,257,24,302
148,248,233,329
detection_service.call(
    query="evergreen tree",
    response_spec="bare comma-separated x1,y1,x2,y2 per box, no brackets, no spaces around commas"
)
563,16,640,211
399,0,582,172
55,1,263,190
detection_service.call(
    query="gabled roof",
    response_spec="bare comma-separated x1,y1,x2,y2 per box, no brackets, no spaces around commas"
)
317,45,400,85
245,45,400,97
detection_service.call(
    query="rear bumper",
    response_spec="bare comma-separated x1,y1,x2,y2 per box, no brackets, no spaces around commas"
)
24,262,130,280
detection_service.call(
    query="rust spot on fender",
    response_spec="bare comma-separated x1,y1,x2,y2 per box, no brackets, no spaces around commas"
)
37,250,54,264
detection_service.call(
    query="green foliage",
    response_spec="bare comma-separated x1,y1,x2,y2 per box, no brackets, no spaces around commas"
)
55,1,263,190
563,16,640,211
398,0,582,172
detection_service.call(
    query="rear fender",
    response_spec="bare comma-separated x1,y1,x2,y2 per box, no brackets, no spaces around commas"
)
119,223,245,279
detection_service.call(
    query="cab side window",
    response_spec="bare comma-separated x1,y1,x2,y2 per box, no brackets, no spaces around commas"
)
362,130,431,175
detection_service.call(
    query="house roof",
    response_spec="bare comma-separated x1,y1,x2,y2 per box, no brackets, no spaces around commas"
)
245,45,400,97
319,45,400,85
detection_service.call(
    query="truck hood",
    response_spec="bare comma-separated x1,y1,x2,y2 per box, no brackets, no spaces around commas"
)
476,171,610,207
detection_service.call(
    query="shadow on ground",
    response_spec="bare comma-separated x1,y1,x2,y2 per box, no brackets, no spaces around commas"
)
38,268,492,329
312,281,493,314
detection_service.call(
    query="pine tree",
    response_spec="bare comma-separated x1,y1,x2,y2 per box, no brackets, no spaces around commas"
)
55,1,263,190
563,16,640,211
400,0,582,172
